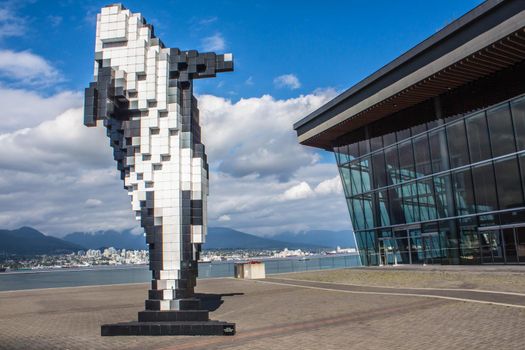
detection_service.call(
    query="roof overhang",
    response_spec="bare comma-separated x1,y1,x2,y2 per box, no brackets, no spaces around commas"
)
294,0,525,150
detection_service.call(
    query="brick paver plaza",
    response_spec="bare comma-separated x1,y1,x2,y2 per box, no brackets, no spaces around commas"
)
0,267,524,350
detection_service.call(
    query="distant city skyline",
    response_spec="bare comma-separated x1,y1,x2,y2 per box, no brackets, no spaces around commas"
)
0,0,483,236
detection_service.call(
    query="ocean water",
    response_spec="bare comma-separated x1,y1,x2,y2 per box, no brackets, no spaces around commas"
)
0,254,360,291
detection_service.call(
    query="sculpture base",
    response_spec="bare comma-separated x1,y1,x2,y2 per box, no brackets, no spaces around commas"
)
101,320,236,336
101,310,235,336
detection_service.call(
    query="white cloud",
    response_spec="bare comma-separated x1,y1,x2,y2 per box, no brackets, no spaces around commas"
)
207,163,350,235
198,16,218,26
0,5,26,39
280,182,315,201
278,176,343,201
198,89,336,180
315,176,343,195
0,87,82,132
0,104,133,235
85,198,103,208
48,15,62,27
0,50,61,86
201,33,225,51
245,76,254,85
274,74,301,90
218,215,231,222
0,88,351,236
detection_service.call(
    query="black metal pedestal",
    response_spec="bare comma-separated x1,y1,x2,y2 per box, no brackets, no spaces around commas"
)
101,310,235,336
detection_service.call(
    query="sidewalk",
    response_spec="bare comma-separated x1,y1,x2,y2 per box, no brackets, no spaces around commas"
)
1,270,524,350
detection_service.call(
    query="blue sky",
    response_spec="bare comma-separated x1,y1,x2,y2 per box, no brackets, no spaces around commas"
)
5,0,482,98
0,0,484,236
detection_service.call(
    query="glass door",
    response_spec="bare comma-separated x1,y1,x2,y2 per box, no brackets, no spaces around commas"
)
421,232,441,264
409,228,424,264
502,228,518,263
393,229,411,264
479,230,504,264
516,227,525,263
379,238,399,265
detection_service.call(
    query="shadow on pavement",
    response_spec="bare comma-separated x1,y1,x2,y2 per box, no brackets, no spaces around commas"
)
195,292,244,311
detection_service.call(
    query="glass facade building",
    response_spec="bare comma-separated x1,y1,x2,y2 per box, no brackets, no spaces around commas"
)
294,1,525,265
334,94,525,265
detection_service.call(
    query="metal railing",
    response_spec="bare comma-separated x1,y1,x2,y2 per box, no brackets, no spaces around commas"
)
197,253,361,278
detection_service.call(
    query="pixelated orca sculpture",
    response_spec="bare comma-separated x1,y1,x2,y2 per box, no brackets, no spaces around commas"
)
84,4,235,336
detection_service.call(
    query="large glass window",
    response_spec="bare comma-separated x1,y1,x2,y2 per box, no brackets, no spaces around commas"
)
401,182,419,223
519,153,525,202
339,166,351,197
371,151,387,189
382,132,396,147
384,145,400,185
348,162,361,196
363,194,374,229
359,157,372,193
339,94,525,266
389,185,405,225
370,136,383,152
446,120,470,168
494,156,524,209
413,134,432,177
451,168,475,216
351,198,366,231
429,128,449,173
358,139,370,157
511,96,525,151
348,142,359,160
398,140,416,182
471,162,498,213
377,189,390,227
487,103,516,157
466,111,491,163
418,178,437,221
433,173,453,218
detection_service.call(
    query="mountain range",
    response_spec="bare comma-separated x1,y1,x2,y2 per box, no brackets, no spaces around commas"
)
0,227,84,256
0,226,355,256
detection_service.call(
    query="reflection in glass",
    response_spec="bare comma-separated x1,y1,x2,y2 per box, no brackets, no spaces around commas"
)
479,230,504,263
349,162,363,196
494,156,524,209
371,151,387,189
459,220,480,264
377,190,390,227
384,146,400,185
447,120,470,168
511,96,525,151
413,134,432,176
398,140,416,182
363,195,374,229
429,128,449,173
487,103,516,157
418,178,437,221
466,112,491,163
433,173,452,218
451,168,475,216
471,162,497,213
336,95,525,266
402,182,419,223
351,198,365,231
359,157,372,193
502,228,518,263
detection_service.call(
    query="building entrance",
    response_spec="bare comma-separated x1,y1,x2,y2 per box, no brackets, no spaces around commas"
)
478,225,525,264
379,225,424,265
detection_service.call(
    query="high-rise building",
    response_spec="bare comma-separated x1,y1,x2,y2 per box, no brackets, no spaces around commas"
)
294,0,525,265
